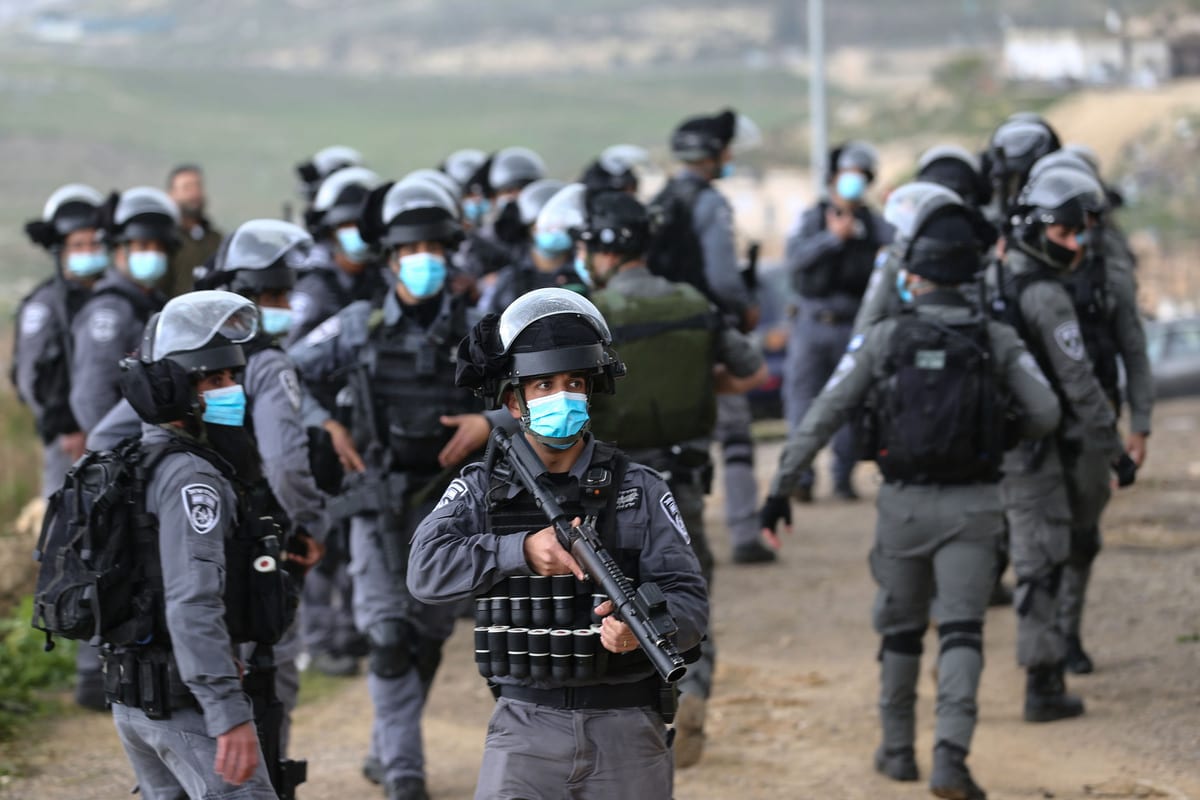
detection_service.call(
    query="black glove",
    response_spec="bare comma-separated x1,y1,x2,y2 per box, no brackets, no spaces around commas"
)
1113,453,1138,488
759,494,792,533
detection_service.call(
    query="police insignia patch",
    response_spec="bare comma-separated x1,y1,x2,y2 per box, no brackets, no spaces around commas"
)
20,303,50,338
435,478,468,510
89,309,120,343
823,353,856,391
616,487,642,511
279,369,302,411
847,333,865,353
1053,321,1086,361
660,492,690,544
181,484,221,535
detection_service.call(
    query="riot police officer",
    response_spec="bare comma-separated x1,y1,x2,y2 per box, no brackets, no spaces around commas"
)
108,290,277,799
981,114,1061,229
991,164,1136,722
287,177,490,800
783,141,895,501
761,195,1061,800
288,166,389,347
579,144,650,196
296,144,366,213
69,187,173,437
441,148,490,231
408,288,708,800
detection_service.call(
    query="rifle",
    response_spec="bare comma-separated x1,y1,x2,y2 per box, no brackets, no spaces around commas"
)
243,643,307,800
488,416,687,683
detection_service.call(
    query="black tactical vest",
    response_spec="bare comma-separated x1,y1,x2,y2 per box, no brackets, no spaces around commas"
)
794,201,884,300
1066,252,1120,410
11,278,91,442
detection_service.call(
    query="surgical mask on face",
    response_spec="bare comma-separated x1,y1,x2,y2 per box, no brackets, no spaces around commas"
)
260,306,293,337
201,384,247,427
534,230,573,257
836,171,868,202
128,250,168,285
66,251,109,278
573,256,593,288
720,162,736,179
463,198,491,224
525,390,589,449
398,252,447,300
336,226,368,263
895,269,913,304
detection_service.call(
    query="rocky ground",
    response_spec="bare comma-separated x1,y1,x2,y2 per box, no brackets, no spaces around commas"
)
3,399,1199,800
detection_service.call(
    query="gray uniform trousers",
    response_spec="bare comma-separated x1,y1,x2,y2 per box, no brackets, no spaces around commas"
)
782,309,856,490
714,393,760,548
870,482,998,754
1057,447,1113,640
350,510,456,784
1000,439,1071,668
300,546,358,655
112,703,276,800
475,697,672,800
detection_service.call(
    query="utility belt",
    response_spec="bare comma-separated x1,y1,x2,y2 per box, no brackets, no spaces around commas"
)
882,474,1000,488
497,675,675,721
102,648,199,720
632,446,713,495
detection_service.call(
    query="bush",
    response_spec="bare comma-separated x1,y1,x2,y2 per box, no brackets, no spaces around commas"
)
0,596,77,743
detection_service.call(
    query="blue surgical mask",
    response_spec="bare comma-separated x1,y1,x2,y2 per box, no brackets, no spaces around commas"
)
260,306,293,337
836,172,868,202
720,162,736,179
525,390,589,449
128,250,168,285
398,252,447,300
202,384,247,427
463,198,491,224
66,251,109,278
336,226,368,263
895,269,914,304
534,229,573,256
573,256,593,288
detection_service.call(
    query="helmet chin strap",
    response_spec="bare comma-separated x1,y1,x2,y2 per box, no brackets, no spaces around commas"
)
514,384,589,451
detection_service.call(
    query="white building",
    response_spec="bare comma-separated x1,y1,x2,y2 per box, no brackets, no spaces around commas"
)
1003,26,1171,86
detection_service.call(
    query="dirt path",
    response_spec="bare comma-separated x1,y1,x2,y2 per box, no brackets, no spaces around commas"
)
5,400,1200,800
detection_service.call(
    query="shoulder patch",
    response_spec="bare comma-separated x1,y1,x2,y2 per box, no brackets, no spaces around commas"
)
20,302,50,338
435,477,469,510
278,369,302,411
1053,321,1086,362
615,487,642,512
1018,352,1051,388
659,491,690,544
181,483,221,535
823,353,856,391
303,315,341,347
847,333,865,353
88,308,121,344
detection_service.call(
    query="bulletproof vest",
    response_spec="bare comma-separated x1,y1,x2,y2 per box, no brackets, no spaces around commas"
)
589,284,719,449
475,443,650,684
312,262,389,311
11,278,89,442
858,298,1004,485
794,202,883,300
365,294,479,473
1066,252,1120,408
645,176,711,301
993,260,1069,408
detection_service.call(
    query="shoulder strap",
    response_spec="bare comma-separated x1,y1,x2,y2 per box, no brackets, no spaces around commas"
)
580,441,630,551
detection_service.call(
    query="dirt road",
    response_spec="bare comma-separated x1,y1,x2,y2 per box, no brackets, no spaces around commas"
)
4,400,1200,800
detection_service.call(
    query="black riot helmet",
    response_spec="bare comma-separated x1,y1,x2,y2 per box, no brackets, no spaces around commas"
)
829,140,879,182
305,166,381,236
120,291,257,424
25,183,106,250
441,148,488,189
489,147,547,195
102,187,181,251
986,117,1061,198
296,145,364,202
903,194,992,285
580,191,651,257
456,288,626,416
198,219,312,295
579,144,650,195
1025,151,1108,216
360,174,463,250
916,144,991,207
1013,165,1104,270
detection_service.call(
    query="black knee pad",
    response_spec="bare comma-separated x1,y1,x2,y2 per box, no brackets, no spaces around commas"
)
880,628,926,658
937,620,983,655
367,620,414,678
414,637,444,684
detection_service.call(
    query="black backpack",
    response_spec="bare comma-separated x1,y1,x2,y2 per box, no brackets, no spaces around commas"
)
645,177,710,299
859,312,1004,485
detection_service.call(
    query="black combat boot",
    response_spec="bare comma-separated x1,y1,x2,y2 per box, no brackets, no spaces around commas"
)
1064,634,1094,674
386,777,430,800
930,741,987,800
874,745,919,781
1024,664,1085,722
362,754,384,785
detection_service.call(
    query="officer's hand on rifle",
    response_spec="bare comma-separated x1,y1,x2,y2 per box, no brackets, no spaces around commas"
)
740,304,761,334
523,518,585,580
759,494,792,549
438,413,490,468
1112,452,1138,488
285,531,325,573
826,207,857,241
1125,432,1148,469
323,419,365,474
593,599,640,654
215,720,260,786
60,431,86,461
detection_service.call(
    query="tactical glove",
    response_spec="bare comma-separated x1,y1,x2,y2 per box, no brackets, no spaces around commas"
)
759,494,792,534
1113,453,1138,488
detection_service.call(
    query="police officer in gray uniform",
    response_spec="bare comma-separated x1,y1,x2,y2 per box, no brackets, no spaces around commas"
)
18,184,108,500
990,164,1135,722
761,195,1060,800
661,109,766,561
69,187,174,436
409,288,708,800
783,141,894,500
480,178,576,315
295,144,366,217
288,176,489,800
107,290,276,800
